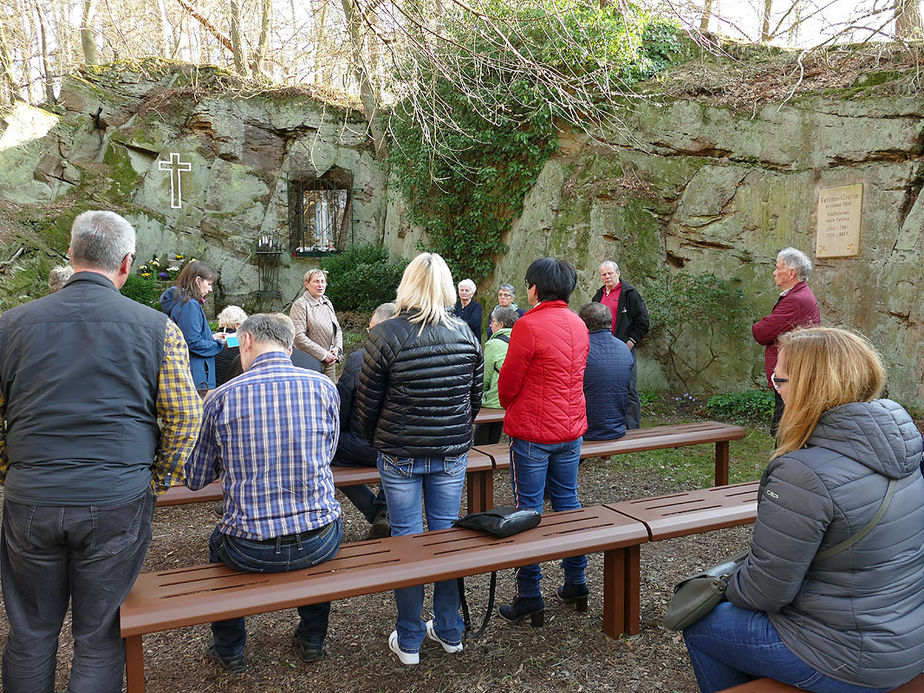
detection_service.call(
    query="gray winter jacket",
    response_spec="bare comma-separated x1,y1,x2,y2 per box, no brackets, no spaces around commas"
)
727,399,924,688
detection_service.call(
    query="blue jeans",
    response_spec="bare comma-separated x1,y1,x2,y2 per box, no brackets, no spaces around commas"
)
626,348,640,429
377,452,467,653
508,437,586,598
208,518,342,658
1,489,154,693
683,602,890,693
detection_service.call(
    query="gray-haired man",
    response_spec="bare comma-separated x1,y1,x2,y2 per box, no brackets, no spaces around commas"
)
0,210,202,692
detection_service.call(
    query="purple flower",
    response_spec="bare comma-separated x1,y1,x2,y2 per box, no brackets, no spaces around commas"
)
158,272,169,279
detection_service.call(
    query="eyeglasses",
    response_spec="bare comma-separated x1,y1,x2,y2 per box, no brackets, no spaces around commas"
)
771,371,789,390
128,252,136,266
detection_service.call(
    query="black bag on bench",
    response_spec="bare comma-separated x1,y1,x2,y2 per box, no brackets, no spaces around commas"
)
453,507,542,639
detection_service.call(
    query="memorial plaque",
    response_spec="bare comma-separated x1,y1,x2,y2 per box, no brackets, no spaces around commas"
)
816,183,862,258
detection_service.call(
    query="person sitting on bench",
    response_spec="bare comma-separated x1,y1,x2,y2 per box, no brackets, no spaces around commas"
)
332,302,397,539
473,306,519,445
184,313,342,672
579,302,632,442
682,327,924,692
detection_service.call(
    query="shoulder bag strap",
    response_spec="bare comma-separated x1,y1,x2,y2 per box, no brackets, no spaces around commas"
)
816,478,897,560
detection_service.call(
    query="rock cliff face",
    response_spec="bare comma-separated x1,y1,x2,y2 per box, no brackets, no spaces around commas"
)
1,62,921,406
0,62,383,311
404,94,921,407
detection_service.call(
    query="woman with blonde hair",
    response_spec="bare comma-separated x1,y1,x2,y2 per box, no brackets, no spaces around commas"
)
160,260,226,394
682,327,924,692
289,268,342,379
355,252,483,666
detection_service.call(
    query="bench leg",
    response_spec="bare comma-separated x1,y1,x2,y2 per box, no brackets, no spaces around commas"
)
125,635,145,693
624,544,641,635
466,470,493,513
714,441,730,486
602,548,626,639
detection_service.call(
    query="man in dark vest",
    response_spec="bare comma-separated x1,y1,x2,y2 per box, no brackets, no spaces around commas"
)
0,210,202,693
591,260,650,429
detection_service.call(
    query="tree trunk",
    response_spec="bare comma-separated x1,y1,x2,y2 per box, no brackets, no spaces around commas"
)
340,0,387,159
700,0,713,32
34,0,54,103
156,0,172,57
81,0,99,65
230,0,249,77
0,16,21,104
895,0,923,39
253,0,270,80
760,0,772,41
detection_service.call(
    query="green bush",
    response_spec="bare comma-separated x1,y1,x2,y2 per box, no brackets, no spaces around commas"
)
706,390,775,423
121,273,162,310
321,244,409,312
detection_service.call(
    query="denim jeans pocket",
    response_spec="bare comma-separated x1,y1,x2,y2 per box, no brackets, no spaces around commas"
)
442,453,468,476
1,501,39,553
379,453,415,478
90,490,154,556
792,670,824,689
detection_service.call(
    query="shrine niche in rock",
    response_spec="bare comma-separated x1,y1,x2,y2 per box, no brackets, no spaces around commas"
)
288,167,354,258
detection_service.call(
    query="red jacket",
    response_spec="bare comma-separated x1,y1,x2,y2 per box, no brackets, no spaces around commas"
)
498,300,589,443
752,281,820,388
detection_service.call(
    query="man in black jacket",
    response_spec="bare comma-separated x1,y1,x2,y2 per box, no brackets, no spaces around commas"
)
332,302,397,539
591,260,650,429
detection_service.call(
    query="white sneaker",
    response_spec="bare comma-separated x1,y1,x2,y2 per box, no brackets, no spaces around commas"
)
388,630,419,665
425,620,463,653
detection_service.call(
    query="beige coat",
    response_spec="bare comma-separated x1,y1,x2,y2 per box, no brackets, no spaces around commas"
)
289,292,342,364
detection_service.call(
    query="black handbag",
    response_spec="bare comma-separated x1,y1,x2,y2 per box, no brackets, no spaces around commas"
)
452,507,542,638
663,478,897,632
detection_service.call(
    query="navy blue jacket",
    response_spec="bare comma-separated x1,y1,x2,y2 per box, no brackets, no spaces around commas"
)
583,329,633,441
160,286,224,389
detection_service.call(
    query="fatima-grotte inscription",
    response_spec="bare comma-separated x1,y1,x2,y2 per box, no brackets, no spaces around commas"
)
816,183,862,258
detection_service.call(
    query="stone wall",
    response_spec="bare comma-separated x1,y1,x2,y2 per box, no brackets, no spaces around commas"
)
457,93,923,407
0,63,384,311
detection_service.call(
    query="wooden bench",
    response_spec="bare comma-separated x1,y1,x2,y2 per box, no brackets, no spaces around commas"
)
474,406,504,425
155,448,497,513
122,505,650,692
475,421,747,489
605,481,760,633
720,674,924,692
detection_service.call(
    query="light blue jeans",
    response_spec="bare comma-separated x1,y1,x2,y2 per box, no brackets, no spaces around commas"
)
508,436,586,598
683,601,890,693
376,452,467,653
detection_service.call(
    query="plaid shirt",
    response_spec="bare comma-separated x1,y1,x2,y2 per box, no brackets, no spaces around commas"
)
184,350,341,540
0,319,202,493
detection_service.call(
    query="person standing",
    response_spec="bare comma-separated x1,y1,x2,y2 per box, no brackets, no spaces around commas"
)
356,253,483,665
453,278,483,341
332,302,398,539
578,303,633,442
290,268,343,380
497,257,589,625
751,247,820,435
0,210,202,693
185,313,342,670
160,260,227,396
591,260,649,429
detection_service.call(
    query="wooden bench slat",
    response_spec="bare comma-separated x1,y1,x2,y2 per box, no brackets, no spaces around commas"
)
606,481,759,541
474,421,747,486
474,407,504,424
155,449,495,511
122,505,648,637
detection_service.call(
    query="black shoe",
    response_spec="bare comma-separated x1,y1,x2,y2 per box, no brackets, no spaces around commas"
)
367,512,390,540
205,644,246,673
293,634,325,662
498,596,545,626
556,582,589,612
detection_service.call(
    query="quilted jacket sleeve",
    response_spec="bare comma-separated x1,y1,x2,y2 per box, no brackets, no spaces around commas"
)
727,456,833,613
355,328,392,444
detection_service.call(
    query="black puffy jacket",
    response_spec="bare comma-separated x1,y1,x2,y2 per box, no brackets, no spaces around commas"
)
355,311,484,458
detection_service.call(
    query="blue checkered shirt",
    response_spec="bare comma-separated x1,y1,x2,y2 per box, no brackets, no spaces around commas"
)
184,351,341,540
